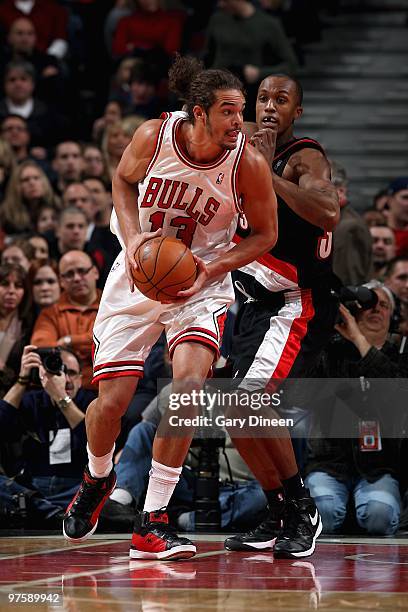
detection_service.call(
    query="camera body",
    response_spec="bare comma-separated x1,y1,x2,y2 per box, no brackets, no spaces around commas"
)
332,284,378,319
30,347,64,385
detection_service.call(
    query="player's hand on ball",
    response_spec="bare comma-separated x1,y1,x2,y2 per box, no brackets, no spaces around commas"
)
174,256,209,300
250,128,278,167
126,228,162,292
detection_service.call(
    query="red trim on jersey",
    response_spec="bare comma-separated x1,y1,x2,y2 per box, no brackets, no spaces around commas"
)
145,114,170,176
94,360,144,372
273,138,323,163
172,118,231,170
92,370,144,383
232,234,298,283
265,289,315,390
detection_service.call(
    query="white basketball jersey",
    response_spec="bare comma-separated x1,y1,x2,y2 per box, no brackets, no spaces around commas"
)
111,111,246,263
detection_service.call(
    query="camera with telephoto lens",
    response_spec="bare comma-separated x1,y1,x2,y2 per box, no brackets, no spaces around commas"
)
331,284,378,321
29,347,64,385
190,437,225,532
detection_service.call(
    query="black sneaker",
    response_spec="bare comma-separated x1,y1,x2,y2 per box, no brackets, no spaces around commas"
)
63,465,116,542
129,508,196,560
99,498,135,533
273,491,322,559
224,505,283,551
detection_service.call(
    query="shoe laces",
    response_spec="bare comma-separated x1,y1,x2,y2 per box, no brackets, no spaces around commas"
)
72,476,108,513
280,498,311,539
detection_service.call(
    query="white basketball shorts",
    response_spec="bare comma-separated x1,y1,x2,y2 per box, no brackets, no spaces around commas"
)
92,251,233,382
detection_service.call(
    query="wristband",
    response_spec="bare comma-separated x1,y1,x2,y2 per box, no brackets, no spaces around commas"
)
17,376,30,386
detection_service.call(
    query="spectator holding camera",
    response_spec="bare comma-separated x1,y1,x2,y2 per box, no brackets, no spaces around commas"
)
30,250,101,389
304,282,408,535
0,344,96,529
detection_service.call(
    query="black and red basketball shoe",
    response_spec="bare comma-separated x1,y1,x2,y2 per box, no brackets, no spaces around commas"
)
129,508,196,560
63,465,116,542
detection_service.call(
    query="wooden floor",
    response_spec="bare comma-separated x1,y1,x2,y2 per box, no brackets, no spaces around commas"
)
1,534,408,610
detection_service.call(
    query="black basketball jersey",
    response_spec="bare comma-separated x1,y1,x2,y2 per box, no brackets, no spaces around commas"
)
234,137,333,291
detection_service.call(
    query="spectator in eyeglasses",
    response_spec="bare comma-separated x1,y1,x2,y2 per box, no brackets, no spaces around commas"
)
31,250,101,389
0,345,96,530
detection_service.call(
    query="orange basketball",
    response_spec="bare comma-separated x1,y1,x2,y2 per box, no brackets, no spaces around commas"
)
133,236,197,302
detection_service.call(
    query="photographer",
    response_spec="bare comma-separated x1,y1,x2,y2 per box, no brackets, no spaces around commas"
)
0,344,96,528
304,282,408,535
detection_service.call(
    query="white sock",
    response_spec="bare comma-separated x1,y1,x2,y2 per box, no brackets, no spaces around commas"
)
143,459,182,512
110,488,133,506
87,444,114,479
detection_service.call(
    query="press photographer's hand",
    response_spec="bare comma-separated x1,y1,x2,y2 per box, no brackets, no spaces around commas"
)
19,345,42,379
335,304,371,357
38,365,67,402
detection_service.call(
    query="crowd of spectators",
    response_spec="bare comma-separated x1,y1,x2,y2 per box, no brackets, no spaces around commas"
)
0,0,407,536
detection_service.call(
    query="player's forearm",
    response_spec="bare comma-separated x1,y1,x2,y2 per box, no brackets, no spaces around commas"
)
207,229,277,278
112,172,141,246
273,174,339,231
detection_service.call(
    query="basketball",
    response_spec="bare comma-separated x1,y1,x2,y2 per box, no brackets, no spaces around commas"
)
133,236,197,302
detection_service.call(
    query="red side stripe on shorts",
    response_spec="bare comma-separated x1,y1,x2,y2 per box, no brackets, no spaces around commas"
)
266,289,315,390
232,234,298,283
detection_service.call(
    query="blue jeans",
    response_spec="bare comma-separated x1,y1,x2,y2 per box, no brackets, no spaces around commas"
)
116,420,267,528
305,471,401,535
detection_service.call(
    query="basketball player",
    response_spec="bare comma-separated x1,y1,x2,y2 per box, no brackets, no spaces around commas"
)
224,74,340,558
63,56,278,560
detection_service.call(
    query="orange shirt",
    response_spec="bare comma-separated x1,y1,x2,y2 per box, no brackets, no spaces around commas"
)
31,291,101,389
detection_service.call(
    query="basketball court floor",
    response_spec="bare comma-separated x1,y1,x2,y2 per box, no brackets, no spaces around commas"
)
1,534,408,610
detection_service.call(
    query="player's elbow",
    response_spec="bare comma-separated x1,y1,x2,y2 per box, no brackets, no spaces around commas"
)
322,208,340,232
262,225,278,252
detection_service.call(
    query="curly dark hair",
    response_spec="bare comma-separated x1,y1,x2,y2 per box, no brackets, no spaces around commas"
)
168,54,245,123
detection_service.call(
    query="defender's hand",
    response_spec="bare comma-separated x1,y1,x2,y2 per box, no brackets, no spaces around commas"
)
250,128,278,167
125,228,162,292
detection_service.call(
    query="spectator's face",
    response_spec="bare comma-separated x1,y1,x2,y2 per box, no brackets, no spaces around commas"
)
388,189,408,225
357,288,392,334
83,179,111,214
8,18,36,53
1,246,30,271
218,0,244,15
59,252,98,301
28,236,49,261
1,116,30,148
83,147,104,178
57,213,88,252
53,143,84,181
20,165,44,200
107,125,130,159
256,76,302,136
0,272,25,315
138,0,160,12
32,265,60,307
37,207,57,234
130,80,155,105
386,261,408,305
370,226,396,265
63,184,97,222
104,101,122,125
4,68,34,104
61,351,82,398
